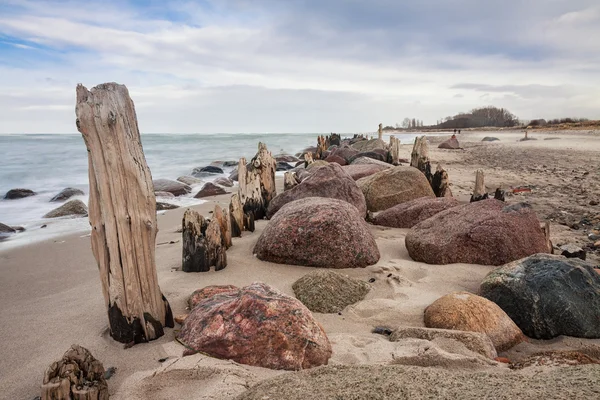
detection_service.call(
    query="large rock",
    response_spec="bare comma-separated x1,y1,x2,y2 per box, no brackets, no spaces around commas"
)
324,154,347,166
306,160,329,170
214,177,234,187
154,191,175,198
357,166,435,212
192,165,224,177
330,146,359,163
156,202,178,211
153,179,191,196
350,138,386,152
350,157,392,168
275,154,300,163
194,182,227,198
292,270,370,313
43,199,88,218
267,163,367,218
276,161,294,171
177,282,332,370
50,187,84,202
342,164,389,181
347,151,386,164
438,136,460,149
424,291,525,352
177,175,203,186
4,188,36,200
372,197,459,228
405,200,550,265
255,198,379,268
480,254,600,339
188,285,239,309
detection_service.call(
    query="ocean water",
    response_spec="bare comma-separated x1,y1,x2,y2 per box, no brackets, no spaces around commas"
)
0,132,430,249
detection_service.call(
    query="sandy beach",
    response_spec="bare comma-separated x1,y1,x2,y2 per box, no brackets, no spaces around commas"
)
2,129,600,400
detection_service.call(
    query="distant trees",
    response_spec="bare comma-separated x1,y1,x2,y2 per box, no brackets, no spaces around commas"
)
436,106,519,129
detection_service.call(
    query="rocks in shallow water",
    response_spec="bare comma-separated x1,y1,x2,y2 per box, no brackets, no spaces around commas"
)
480,253,600,339
188,285,239,309
50,187,84,202
267,163,367,218
194,182,227,198
342,164,389,180
154,191,175,198
0,222,17,240
560,244,586,260
43,199,88,218
153,179,191,196
357,166,435,212
156,202,179,211
405,199,550,265
275,154,299,163
372,197,459,228
4,188,36,200
177,282,332,370
292,270,370,313
192,165,224,177
177,175,203,186
276,161,294,171
256,197,380,268
214,177,233,187
424,291,524,352
389,327,497,359
438,135,460,149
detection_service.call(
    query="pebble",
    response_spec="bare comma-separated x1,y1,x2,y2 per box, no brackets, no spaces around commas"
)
591,200,599,206
104,366,117,380
589,234,600,241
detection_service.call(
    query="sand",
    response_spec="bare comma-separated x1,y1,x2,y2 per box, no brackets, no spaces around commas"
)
1,129,600,399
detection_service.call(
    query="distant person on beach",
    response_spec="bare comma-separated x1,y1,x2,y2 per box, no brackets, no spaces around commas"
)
458,129,461,134
453,129,457,134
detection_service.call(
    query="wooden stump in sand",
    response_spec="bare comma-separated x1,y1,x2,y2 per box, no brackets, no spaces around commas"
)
317,135,327,159
284,171,300,191
411,136,432,178
229,193,245,236
378,123,383,141
42,345,108,400
304,152,314,167
182,209,227,272
431,164,452,197
76,83,173,344
238,143,277,221
470,169,489,202
389,136,400,165
213,204,232,249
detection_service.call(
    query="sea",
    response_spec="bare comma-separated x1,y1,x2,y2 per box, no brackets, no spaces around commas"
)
0,132,432,249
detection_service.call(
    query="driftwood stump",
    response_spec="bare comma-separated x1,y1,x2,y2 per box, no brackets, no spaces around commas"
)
431,164,452,197
238,143,277,221
76,83,173,344
182,209,226,272
213,205,232,249
389,136,400,165
378,123,383,141
284,171,300,191
470,169,489,202
41,345,108,400
304,152,314,167
411,136,431,177
326,133,341,147
317,135,327,159
229,193,245,236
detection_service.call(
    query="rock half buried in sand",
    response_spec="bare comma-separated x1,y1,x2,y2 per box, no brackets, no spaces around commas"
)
424,291,525,352
194,182,227,198
405,200,550,265
50,187,84,202
350,156,391,168
177,282,332,370
357,166,435,212
153,179,191,196
438,135,460,149
292,270,370,313
156,202,179,211
188,285,239,309
347,151,386,164
43,199,88,218
372,197,459,228
256,197,379,268
342,164,389,181
350,138,386,152
324,154,347,166
177,175,203,186
479,253,600,340
4,188,36,199
266,163,367,218
390,326,497,359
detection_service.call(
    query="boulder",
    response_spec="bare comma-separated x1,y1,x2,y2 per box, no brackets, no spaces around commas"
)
330,146,359,162
154,191,175,198
482,137,500,142
177,282,332,370
389,327,497,359
156,202,179,211
275,154,300,163
192,166,224,177
194,182,227,198
347,151,386,164
229,169,239,182
0,222,16,240
438,135,460,149
357,166,435,212
188,285,239,309
342,164,389,181
306,160,329,170
43,199,88,218
560,244,586,260
50,187,84,202
4,188,36,200
177,175,203,186
405,200,550,265
424,291,525,352
350,138,386,152
324,154,347,166
214,177,234,187
153,179,191,196
372,197,459,228
276,161,294,171
255,197,379,268
350,157,392,168
266,163,367,218
292,270,370,313
210,160,238,168
480,254,600,339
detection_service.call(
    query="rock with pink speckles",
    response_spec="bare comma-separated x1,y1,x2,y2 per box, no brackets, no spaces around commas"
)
188,285,239,309
177,282,332,370
255,197,379,268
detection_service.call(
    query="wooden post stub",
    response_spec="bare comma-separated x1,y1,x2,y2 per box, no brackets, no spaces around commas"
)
389,136,400,165
378,123,383,140
284,171,300,191
181,209,227,272
214,205,232,249
229,193,244,237
431,164,452,197
237,143,277,221
470,169,489,202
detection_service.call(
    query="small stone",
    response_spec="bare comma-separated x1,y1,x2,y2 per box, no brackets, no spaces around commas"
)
368,278,376,283
588,233,600,241
590,200,599,206
174,314,189,324
41,224,47,228
560,244,586,260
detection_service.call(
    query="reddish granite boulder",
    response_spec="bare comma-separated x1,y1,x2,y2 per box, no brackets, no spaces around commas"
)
194,182,227,198
256,197,379,268
424,291,525,352
406,200,550,265
266,163,367,218
438,135,460,149
330,146,359,163
347,151,386,164
188,285,239,309
342,164,389,180
324,154,347,166
357,166,435,212
177,282,332,370
372,197,460,228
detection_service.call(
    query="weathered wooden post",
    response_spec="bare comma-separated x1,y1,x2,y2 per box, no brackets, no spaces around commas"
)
378,123,383,141
431,164,452,197
237,142,276,221
284,171,299,191
470,169,489,202
182,209,227,272
76,83,173,344
389,136,400,165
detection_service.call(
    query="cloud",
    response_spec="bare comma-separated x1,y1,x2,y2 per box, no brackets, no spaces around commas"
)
0,0,599,133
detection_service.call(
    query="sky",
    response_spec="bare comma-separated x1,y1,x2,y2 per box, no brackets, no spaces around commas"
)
0,0,599,133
